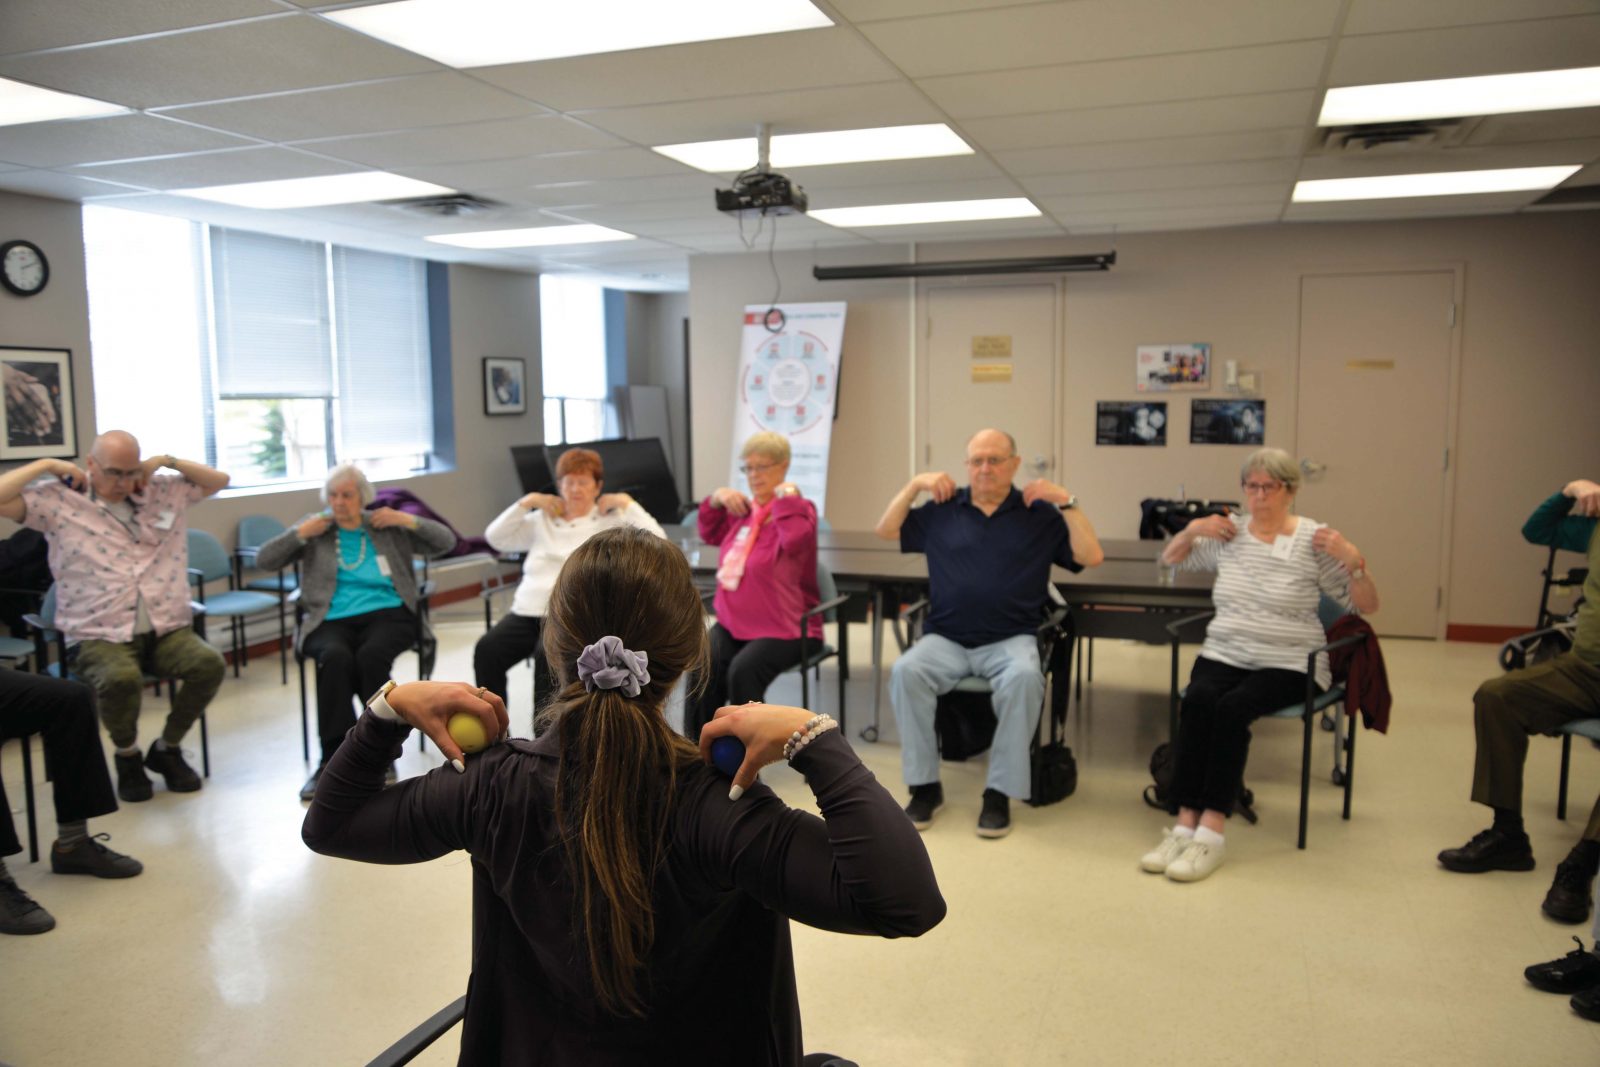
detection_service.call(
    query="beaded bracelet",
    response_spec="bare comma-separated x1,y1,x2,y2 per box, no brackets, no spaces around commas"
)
783,714,838,762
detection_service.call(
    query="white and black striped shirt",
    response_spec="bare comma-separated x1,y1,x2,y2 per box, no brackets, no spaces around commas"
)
1181,513,1353,689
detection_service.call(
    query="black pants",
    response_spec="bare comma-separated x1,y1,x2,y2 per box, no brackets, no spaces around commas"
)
1172,656,1317,816
688,623,806,740
473,612,557,719
0,670,117,857
303,607,417,763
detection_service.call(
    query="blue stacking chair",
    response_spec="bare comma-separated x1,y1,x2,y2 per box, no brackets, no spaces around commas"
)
1166,596,1373,850
187,529,282,679
235,514,298,683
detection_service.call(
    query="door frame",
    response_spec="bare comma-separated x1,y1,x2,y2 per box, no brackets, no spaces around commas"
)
912,277,1066,481
1292,263,1464,639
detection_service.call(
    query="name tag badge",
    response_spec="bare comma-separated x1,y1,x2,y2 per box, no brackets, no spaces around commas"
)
376,556,392,577
734,526,751,544
1270,535,1294,561
152,510,176,531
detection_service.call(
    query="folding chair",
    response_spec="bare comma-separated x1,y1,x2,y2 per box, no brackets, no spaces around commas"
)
187,529,281,679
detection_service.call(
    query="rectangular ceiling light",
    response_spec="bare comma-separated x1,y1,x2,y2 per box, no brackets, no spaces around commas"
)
811,198,1041,228
1292,166,1580,202
0,76,129,127
424,224,635,248
1319,66,1600,126
174,172,455,209
327,0,831,68
655,124,972,173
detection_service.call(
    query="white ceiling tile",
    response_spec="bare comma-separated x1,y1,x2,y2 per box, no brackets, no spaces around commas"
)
918,41,1328,119
0,169,154,198
1019,159,1301,197
0,16,438,109
821,216,1063,241
1039,183,1291,215
473,28,898,112
404,148,693,191
1329,16,1600,86
285,201,567,237
1297,138,1600,179
291,116,627,168
778,154,1002,190
570,82,940,144
1053,201,1284,224
1343,0,1599,36
155,72,542,142
71,146,355,189
830,0,1027,20
1068,209,1282,234
1465,107,1600,147
961,91,1317,151
1283,193,1538,221
0,0,280,55
541,198,719,225
0,113,254,168
858,0,1343,78
995,129,1306,176
808,176,1024,208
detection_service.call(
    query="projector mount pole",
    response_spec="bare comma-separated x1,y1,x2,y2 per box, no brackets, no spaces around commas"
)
756,122,771,176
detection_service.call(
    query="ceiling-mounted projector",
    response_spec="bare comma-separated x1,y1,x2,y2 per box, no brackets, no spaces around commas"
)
714,122,807,218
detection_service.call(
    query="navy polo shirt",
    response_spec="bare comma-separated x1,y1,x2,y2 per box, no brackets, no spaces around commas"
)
901,487,1081,648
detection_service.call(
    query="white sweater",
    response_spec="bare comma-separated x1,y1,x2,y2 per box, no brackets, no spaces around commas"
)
484,500,665,617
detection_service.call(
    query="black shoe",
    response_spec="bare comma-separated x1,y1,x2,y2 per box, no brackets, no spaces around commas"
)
1437,827,1535,873
0,876,55,935
1544,842,1600,924
1574,985,1600,1022
114,752,153,803
50,833,144,879
977,789,1011,839
1527,937,1600,994
145,742,202,793
300,765,323,803
904,782,943,830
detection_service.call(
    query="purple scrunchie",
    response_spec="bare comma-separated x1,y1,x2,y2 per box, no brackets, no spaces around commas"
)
575,636,651,698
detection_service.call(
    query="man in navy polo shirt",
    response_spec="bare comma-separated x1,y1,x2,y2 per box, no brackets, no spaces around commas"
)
876,428,1104,838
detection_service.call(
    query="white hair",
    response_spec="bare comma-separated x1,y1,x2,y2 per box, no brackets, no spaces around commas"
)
321,463,374,506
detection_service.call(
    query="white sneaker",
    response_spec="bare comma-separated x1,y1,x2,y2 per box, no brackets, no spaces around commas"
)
1165,839,1225,882
1139,828,1191,873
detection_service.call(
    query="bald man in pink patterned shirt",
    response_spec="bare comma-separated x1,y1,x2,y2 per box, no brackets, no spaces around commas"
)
0,432,230,803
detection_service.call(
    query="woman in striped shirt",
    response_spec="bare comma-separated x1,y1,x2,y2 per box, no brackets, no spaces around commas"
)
1141,448,1380,882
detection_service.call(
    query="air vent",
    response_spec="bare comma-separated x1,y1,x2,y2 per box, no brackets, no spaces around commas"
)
1318,119,1471,155
384,193,504,217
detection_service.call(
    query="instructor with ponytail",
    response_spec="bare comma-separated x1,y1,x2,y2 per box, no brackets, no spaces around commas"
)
302,527,945,1065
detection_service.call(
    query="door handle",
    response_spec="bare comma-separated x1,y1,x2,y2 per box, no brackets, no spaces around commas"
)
1300,458,1327,479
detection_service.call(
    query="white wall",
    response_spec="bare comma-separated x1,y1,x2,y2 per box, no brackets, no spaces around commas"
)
688,212,1600,631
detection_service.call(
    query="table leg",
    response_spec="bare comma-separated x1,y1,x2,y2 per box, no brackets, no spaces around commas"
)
863,583,883,742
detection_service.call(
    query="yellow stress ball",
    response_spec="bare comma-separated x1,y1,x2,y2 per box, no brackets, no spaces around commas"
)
447,712,490,755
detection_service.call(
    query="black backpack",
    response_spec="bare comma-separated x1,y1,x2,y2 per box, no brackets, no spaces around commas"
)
1142,742,1257,823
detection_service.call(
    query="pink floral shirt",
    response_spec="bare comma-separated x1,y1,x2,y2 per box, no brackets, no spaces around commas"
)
22,475,205,642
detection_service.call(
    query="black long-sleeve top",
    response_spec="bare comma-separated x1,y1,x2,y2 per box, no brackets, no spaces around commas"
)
303,713,946,1065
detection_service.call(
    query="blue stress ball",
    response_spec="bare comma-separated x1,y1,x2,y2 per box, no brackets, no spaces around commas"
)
709,736,746,778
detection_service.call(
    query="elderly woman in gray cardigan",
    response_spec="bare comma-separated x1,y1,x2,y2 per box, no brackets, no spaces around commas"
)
257,464,455,799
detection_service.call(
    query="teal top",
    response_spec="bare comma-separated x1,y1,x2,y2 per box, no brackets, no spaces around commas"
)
326,527,404,621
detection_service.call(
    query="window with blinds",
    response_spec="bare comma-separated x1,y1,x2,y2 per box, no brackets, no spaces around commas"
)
85,205,441,489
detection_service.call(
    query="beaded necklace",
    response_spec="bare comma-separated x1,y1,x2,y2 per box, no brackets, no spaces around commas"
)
337,527,370,572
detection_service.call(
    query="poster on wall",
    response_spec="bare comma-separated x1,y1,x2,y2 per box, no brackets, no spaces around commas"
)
0,346,76,460
1136,343,1211,392
728,303,846,513
1190,399,1265,445
1096,400,1166,446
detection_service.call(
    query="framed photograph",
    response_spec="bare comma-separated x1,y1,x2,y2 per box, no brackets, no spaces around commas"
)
1096,400,1167,446
1190,399,1265,445
1136,343,1211,392
0,346,76,460
483,357,527,416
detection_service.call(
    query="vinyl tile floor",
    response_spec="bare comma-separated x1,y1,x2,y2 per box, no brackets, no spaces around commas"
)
2,615,1598,1066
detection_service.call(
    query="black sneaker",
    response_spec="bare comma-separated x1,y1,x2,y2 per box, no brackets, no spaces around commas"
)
145,742,202,793
1574,985,1600,1022
1544,841,1600,924
1527,937,1600,994
0,876,55,935
114,751,153,803
977,789,1011,839
1437,827,1535,873
300,765,323,803
904,782,943,830
50,833,144,879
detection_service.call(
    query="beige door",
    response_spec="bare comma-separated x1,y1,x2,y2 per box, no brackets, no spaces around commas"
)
1296,271,1457,638
919,282,1059,482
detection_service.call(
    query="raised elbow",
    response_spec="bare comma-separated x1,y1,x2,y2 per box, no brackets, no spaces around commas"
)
881,891,947,938
1079,546,1105,567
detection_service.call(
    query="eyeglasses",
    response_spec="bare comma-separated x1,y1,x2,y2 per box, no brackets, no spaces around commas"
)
97,465,140,481
1241,480,1284,495
966,455,1014,469
739,462,778,476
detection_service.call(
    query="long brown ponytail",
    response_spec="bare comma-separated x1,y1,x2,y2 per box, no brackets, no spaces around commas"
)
538,527,708,1017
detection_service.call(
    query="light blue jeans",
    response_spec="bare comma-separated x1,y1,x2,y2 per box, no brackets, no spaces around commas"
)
890,632,1043,799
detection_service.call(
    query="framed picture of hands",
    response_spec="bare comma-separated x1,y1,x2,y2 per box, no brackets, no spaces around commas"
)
0,346,76,460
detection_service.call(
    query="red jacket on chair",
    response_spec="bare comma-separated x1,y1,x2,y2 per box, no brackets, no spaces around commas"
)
1327,615,1391,734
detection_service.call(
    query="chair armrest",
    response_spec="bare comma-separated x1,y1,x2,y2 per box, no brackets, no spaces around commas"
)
190,600,207,617
20,612,55,637
1304,630,1368,675
234,546,261,564
899,597,930,622
1037,605,1071,636
1164,610,1214,641
800,594,851,622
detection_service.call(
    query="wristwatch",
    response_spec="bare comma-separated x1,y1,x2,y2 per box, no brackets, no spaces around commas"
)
1057,495,1078,511
1349,558,1368,582
366,679,401,720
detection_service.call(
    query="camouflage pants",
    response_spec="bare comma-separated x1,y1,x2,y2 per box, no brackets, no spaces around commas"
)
74,626,225,749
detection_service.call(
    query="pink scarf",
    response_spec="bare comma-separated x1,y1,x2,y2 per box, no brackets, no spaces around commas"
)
716,500,774,591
